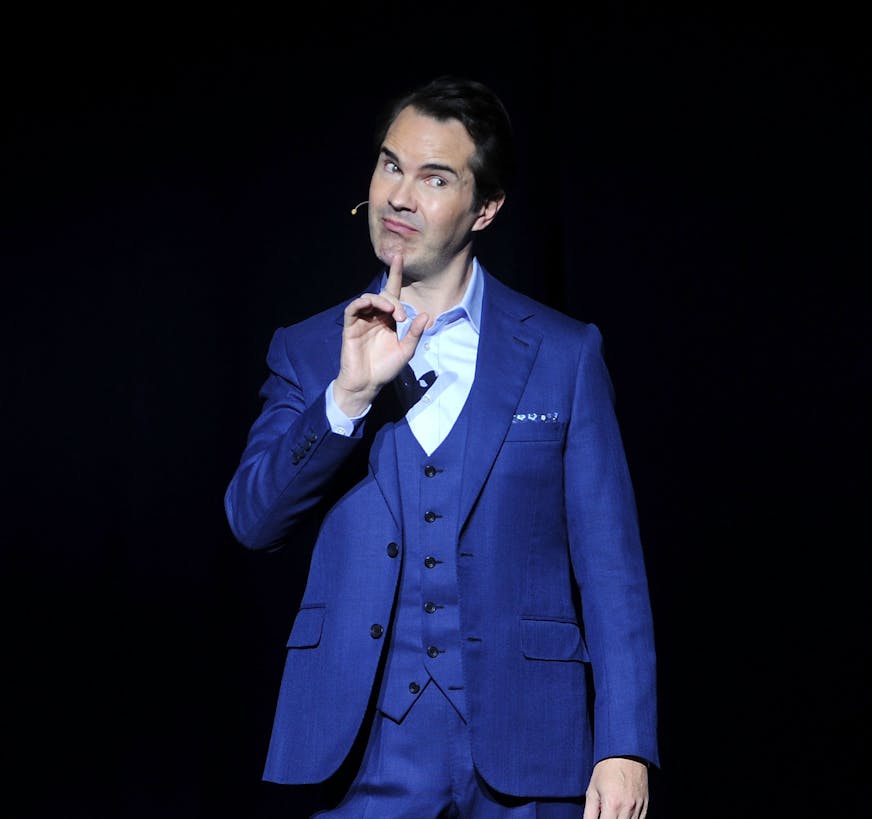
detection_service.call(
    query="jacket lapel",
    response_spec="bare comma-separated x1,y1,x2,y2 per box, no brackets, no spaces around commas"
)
458,273,542,528
368,419,402,530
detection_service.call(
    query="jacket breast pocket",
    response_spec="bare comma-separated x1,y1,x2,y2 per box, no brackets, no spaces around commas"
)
521,617,589,662
286,605,326,649
504,420,567,443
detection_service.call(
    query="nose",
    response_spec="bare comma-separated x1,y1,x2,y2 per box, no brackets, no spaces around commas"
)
387,176,416,212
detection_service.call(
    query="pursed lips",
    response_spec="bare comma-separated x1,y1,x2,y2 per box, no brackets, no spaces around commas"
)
382,217,419,236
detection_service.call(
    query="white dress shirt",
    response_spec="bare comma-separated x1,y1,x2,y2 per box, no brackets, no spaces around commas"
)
326,258,483,456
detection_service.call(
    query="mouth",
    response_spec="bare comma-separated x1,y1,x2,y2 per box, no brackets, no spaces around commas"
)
382,217,419,237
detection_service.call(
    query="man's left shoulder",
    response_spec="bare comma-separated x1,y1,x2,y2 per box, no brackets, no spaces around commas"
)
486,272,599,342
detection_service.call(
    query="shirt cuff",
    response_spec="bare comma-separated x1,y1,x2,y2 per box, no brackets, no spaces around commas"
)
325,380,371,436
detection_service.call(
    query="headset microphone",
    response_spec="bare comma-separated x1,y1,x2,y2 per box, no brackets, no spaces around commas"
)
350,200,369,215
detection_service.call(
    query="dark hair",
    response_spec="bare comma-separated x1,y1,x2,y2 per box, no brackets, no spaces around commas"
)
374,75,516,211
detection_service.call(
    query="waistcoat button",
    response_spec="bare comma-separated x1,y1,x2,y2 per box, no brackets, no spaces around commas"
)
424,510,437,523
424,556,437,568
408,681,420,694
424,464,437,477
386,542,399,558
370,624,384,639
424,601,437,614
426,645,440,658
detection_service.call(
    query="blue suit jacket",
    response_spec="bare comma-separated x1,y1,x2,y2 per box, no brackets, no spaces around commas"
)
225,267,659,796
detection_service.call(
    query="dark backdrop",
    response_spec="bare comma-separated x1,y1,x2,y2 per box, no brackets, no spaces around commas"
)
4,5,868,818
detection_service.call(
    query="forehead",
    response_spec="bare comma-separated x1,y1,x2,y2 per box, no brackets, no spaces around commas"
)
383,106,476,172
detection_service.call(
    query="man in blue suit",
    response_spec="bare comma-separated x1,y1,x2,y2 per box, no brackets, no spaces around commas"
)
225,76,659,818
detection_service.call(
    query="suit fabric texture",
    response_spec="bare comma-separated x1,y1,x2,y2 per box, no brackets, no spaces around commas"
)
224,267,659,798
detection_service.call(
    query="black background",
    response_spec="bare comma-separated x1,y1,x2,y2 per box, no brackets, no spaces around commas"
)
4,4,868,817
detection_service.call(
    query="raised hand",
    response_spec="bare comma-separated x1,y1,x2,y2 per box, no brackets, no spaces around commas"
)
333,254,429,418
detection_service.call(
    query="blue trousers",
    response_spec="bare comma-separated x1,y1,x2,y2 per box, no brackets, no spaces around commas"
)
313,679,584,819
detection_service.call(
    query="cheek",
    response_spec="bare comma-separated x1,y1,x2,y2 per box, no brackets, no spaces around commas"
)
425,197,465,225
368,173,388,204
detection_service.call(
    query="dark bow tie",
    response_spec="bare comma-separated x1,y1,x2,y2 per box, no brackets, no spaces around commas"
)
393,364,437,412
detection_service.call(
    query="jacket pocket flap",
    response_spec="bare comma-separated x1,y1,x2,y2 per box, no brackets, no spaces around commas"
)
521,617,589,662
287,606,326,648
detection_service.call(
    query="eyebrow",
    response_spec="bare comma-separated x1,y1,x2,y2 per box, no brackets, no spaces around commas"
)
380,146,459,179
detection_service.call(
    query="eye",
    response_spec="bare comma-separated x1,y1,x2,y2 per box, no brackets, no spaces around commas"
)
426,176,447,188
385,160,400,174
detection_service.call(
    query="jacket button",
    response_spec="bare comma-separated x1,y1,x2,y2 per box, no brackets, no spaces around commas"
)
426,645,440,658
424,601,437,614
424,510,437,523
408,681,420,694
424,556,437,569
386,542,399,558
370,624,384,639
424,464,437,477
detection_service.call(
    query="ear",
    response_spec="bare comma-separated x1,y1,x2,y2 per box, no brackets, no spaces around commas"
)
471,193,506,233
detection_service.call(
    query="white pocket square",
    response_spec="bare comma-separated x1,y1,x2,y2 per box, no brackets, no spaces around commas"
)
512,411,560,424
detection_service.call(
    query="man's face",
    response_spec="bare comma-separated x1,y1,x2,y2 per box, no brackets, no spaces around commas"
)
368,106,488,281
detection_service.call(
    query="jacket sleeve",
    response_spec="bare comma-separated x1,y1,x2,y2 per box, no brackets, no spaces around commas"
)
564,324,660,768
224,326,363,551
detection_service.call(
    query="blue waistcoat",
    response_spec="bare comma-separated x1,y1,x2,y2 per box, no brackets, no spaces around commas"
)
376,407,471,724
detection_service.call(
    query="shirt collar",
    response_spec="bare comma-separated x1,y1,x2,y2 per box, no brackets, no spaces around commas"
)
382,257,484,337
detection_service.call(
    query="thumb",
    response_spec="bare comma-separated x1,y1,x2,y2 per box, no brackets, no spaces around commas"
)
400,312,429,358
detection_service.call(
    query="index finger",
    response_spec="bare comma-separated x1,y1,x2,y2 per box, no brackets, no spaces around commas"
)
383,253,404,300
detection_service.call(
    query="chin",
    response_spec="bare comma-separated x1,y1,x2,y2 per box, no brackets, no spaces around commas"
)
375,240,404,267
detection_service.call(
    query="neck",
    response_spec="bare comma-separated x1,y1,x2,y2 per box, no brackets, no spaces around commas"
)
400,256,474,325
